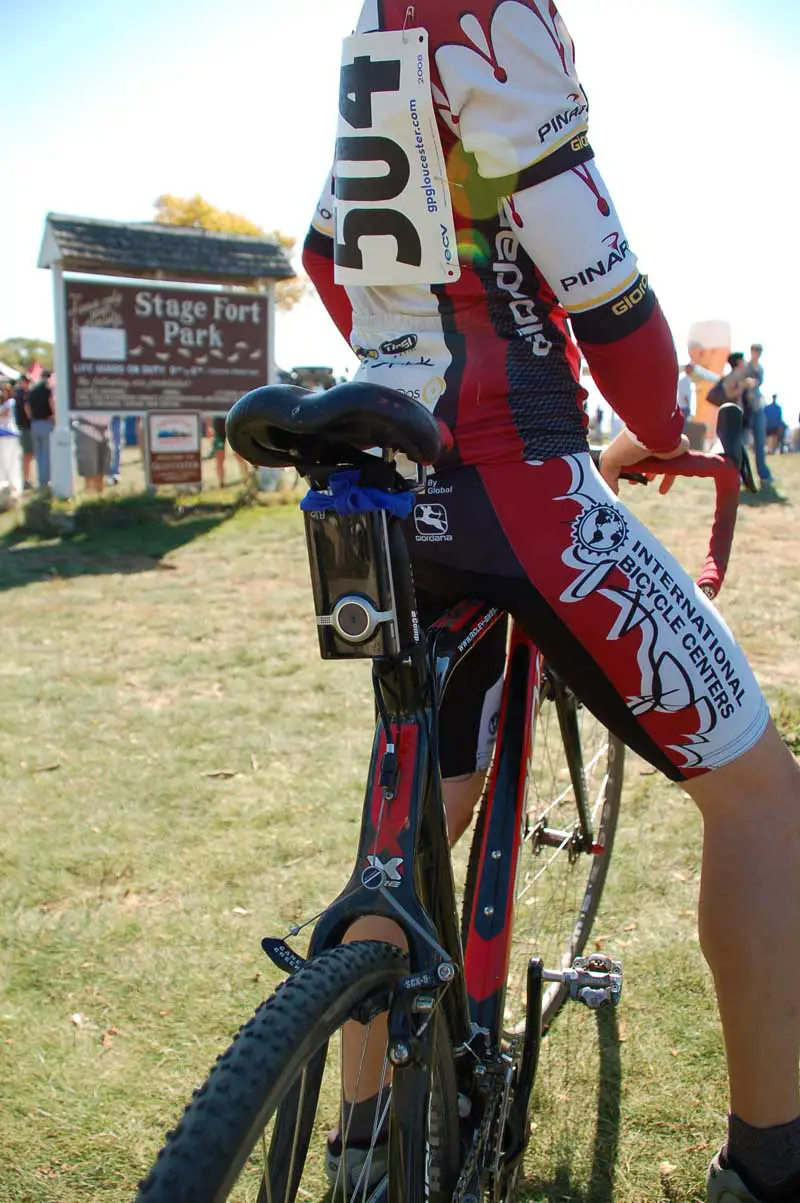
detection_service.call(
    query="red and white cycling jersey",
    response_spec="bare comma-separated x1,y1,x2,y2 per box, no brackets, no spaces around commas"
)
304,0,685,467
303,1,768,779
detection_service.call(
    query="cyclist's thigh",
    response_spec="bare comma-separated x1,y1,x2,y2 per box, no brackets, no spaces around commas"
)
408,458,768,781
416,593,508,778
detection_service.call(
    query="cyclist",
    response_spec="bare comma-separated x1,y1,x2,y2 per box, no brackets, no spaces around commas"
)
303,3,800,1200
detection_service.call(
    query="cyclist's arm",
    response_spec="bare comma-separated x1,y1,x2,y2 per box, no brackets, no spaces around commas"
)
435,13,683,456
302,173,354,346
502,167,682,456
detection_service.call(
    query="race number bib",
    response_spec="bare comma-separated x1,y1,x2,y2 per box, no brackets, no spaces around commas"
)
333,28,460,288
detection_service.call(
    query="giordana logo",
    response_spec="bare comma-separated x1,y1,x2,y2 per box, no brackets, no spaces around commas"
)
415,503,448,535
414,503,452,542
574,504,628,556
560,232,631,293
612,274,650,318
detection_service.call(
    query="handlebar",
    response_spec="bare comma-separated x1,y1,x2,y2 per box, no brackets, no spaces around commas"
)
600,403,755,601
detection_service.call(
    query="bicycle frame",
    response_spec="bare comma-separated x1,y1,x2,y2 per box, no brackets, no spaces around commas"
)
292,482,553,1197
265,479,614,1199
307,597,532,1052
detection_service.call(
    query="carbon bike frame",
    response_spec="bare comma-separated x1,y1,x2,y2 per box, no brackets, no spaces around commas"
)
299,503,551,1199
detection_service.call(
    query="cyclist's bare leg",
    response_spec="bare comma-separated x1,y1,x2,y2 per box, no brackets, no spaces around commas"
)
339,772,486,1107
684,719,800,1127
443,771,486,843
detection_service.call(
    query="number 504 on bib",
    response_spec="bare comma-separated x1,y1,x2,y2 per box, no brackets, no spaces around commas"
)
333,28,461,288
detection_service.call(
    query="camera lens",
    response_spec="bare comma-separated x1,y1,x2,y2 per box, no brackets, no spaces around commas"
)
336,600,371,640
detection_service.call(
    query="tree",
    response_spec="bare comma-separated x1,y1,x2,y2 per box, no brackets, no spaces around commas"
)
153,194,308,310
0,337,54,372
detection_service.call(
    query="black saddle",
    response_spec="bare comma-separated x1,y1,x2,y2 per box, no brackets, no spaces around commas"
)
225,382,445,471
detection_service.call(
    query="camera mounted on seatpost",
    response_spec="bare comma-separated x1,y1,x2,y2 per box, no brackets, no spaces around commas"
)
224,380,448,661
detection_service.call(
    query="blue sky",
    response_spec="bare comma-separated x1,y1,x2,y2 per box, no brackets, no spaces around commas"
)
3,0,798,405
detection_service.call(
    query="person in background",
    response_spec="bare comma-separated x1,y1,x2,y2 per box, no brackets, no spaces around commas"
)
25,370,55,488
585,403,603,442
743,344,772,489
211,415,251,488
717,353,757,409
73,413,112,495
12,375,33,489
107,415,122,486
678,363,694,429
764,395,787,455
0,382,23,502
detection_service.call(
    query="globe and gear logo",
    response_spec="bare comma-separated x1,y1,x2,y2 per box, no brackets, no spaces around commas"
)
573,504,628,556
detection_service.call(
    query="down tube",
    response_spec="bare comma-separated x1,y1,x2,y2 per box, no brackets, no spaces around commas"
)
463,622,542,1045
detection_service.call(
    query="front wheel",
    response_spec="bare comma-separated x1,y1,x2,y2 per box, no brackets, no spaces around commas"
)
135,941,461,1203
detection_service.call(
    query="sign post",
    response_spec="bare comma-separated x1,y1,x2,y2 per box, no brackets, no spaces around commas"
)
51,265,75,499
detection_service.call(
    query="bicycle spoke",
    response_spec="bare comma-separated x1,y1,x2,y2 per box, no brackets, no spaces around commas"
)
498,691,622,1034
354,1056,391,1203
336,1019,375,1203
283,1069,307,1203
261,1131,273,1203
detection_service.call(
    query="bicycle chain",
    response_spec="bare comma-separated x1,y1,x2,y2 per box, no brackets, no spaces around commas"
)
451,1085,502,1203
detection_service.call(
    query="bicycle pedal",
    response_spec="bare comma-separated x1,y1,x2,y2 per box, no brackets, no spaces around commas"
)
544,953,623,1010
571,954,623,1009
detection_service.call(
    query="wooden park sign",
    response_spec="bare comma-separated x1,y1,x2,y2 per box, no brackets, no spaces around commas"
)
66,280,269,415
38,213,294,497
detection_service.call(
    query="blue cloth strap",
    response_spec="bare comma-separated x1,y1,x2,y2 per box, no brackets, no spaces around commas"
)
300,469,414,519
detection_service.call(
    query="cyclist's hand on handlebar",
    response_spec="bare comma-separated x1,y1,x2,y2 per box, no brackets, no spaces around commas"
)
598,429,690,495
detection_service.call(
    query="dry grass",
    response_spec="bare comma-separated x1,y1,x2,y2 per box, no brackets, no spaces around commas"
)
0,451,798,1202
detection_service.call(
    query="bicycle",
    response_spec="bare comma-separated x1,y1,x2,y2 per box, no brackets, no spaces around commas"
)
135,385,752,1203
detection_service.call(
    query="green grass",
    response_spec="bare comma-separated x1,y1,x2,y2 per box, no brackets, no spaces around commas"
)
1,452,799,1201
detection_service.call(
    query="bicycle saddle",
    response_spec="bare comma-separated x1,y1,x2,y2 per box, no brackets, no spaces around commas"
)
225,382,445,470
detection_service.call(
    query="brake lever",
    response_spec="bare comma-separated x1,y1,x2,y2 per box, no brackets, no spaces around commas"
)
590,446,650,487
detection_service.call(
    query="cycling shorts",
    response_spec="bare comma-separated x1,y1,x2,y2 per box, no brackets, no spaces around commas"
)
409,455,768,782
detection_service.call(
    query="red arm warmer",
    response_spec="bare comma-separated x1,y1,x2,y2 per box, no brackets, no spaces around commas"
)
302,229,353,347
578,301,683,454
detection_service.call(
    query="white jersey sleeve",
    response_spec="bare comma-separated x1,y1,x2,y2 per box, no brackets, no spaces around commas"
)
432,0,588,179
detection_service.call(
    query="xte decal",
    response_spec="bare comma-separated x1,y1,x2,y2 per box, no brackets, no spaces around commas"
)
362,854,404,890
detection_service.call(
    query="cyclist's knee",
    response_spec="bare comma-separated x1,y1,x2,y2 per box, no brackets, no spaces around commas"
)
683,719,800,818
